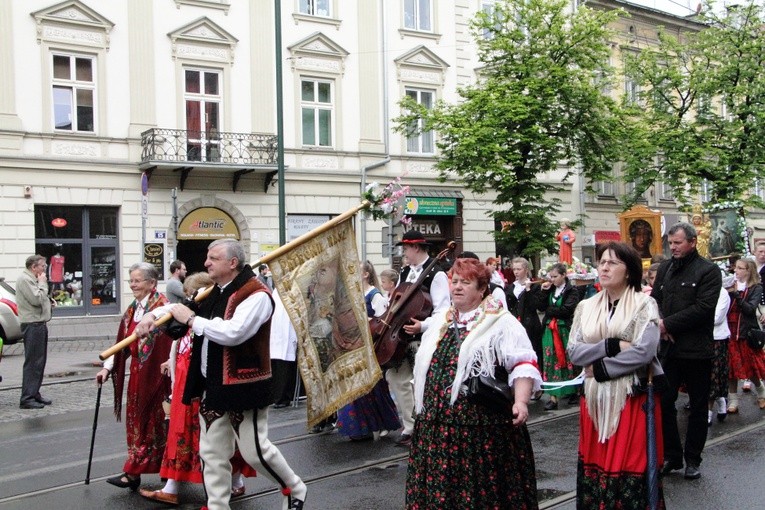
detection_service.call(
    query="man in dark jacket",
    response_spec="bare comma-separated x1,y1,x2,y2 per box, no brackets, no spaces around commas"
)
651,222,721,480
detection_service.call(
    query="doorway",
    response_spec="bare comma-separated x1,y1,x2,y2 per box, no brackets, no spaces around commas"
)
176,240,211,275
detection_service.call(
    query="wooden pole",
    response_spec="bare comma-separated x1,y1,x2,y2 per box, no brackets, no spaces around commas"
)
98,200,372,362
98,286,214,361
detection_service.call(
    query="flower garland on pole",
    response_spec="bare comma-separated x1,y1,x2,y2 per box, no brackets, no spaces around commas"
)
362,177,412,226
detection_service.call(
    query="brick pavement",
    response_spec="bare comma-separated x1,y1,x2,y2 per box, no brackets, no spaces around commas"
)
0,339,114,423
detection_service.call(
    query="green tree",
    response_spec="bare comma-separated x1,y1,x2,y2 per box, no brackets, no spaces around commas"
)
393,0,631,256
623,0,765,209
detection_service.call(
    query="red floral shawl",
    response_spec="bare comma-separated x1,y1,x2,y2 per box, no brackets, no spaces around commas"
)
111,291,172,420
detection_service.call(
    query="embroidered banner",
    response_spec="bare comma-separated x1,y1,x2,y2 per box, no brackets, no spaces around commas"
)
269,219,381,427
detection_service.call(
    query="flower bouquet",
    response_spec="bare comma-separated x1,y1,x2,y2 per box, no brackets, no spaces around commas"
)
538,257,597,282
362,177,411,226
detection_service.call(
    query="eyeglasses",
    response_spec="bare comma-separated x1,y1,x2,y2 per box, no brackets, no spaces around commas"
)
598,259,625,268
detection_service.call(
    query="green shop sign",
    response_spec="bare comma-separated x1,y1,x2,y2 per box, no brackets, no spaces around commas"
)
404,197,457,216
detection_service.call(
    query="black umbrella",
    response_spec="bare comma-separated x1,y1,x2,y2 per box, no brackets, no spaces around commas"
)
644,366,659,510
85,383,103,485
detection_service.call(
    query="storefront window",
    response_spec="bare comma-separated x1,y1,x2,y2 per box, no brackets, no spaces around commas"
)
34,206,119,316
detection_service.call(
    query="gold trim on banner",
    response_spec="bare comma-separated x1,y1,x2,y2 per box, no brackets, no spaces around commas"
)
269,218,381,427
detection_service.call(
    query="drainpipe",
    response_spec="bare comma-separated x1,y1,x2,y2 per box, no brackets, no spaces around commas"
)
359,0,392,262
360,157,391,261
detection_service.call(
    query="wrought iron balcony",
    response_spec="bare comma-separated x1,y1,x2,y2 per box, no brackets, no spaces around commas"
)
140,128,277,166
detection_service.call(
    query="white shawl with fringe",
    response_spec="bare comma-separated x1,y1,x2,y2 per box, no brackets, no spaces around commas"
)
570,290,658,442
413,296,542,414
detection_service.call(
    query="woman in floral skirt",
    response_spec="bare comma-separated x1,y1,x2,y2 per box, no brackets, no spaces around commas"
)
335,261,401,440
406,258,541,509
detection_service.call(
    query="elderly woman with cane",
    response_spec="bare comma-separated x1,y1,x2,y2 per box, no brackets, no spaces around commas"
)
568,242,666,509
96,262,173,490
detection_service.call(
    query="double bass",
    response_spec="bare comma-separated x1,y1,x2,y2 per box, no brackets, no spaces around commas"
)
371,241,456,366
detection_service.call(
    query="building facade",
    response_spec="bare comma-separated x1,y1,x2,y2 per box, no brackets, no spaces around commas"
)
1,0,761,332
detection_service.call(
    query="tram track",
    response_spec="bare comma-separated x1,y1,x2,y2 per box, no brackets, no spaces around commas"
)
3,391,763,508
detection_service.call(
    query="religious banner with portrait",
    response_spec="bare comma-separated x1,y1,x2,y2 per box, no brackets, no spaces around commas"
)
268,219,381,427
618,205,662,262
708,207,744,258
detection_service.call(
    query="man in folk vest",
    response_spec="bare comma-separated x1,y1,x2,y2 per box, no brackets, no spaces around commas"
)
136,239,306,510
389,230,450,446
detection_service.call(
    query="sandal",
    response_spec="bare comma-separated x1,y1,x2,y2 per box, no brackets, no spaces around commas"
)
106,473,140,490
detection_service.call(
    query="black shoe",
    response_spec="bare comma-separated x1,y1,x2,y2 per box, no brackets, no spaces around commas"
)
309,424,323,434
660,459,683,476
684,464,701,480
273,403,289,409
20,401,44,409
544,399,558,411
106,473,141,490
567,394,580,406
35,396,53,405
396,433,412,446
289,497,306,510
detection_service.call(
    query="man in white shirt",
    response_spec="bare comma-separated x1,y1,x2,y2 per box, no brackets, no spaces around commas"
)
135,239,305,510
388,230,450,446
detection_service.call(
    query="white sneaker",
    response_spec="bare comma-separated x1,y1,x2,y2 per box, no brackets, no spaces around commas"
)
707,410,713,426
715,397,727,415
742,379,752,392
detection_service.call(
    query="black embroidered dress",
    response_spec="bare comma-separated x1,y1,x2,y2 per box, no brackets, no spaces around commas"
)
405,325,538,509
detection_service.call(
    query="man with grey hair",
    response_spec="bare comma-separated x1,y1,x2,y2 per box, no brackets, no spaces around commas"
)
17,254,54,409
651,222,721,480
135,239,306,509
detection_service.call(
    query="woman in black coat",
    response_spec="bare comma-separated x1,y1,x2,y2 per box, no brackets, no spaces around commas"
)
536,263,581,410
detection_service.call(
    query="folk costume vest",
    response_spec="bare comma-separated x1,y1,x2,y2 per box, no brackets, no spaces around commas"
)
183,266,275,411
399,257,438,293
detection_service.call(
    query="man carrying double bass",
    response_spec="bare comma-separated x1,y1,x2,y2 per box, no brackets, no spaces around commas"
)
388,230,450,446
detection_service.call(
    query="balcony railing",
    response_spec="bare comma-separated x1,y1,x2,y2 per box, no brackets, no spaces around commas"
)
140,128,277,166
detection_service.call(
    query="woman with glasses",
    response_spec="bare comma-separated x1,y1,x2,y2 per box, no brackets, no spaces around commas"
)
567,242,665,509
536,262,580,410
95,262,174,491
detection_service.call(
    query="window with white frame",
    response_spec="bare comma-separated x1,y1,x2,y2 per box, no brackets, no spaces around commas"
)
184,68,222,162
299,0,330,17
405,88,434,154
754,178,765,202
625,75,640,105
658,181,674,201
596,179,614,196
301,79,333,147
404,0,432,32
700,179,711,202
52,54,95,132
481,1,497,39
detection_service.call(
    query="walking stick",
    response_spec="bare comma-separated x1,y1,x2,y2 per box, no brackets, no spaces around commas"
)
85,383,103,485
644,365,659,510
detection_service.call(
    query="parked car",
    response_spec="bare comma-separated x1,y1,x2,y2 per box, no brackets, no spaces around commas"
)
0,277,22,346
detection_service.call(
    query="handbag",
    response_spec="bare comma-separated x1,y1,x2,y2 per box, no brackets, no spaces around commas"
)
466,365,515,416
747,327,765,351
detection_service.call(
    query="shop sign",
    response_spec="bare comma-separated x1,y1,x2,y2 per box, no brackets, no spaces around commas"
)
404,197,456,216
178,207,240,240
143,242,165,280
594,230,621,243
407,220,443,236
287,214,331,241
